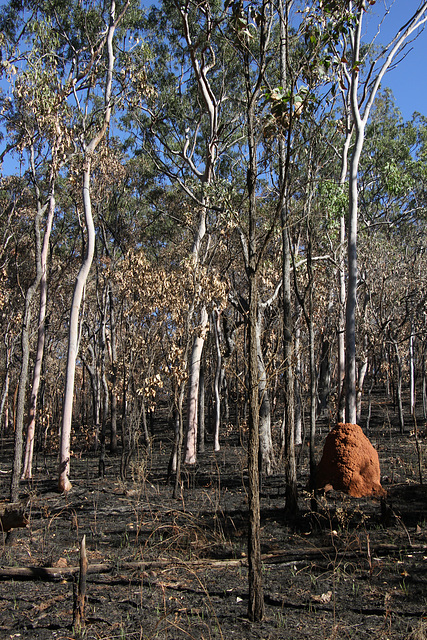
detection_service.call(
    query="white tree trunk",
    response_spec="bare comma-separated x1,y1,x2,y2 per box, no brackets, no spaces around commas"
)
255,313,274,476
58,164,95,492
212,308,222,453
58,0,123,491
410,326,415,417
184,306,209,464
22,192,55,479
337,215,346,422
345,0,427,424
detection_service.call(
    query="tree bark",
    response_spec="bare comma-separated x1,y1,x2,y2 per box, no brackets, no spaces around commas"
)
212,307,222,452
185,306,209,464
22,192,55,479
11,164,45,502
198,361,205,453
247,267,264,622
73,535,88,629
108,286,118,453
242,2,269,617
278,0,297,514
256,311,274,476
58,162,96,493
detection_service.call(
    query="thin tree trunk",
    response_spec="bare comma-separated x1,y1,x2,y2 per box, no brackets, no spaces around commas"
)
337,126,352,423
410,326,415,418
58,0,123,492
198,361,205,453
109,286,118,453
22,192,55,479
58,163,96,492
244,16,267,620
422,352,427,421
247,266,263,621
317,330,331,419
99,289,110,477
305,219,317,502
393,338,405,434
212,308,221,452
256,312,274,476
11,161,45,501
11,287,37,502
345,118,364,425
83,342,101,448
173,385,185,500
337,215,346,423
356,355,368,423
294,315,302,446
0,338,13,437
278,0,297,514
185,306,209,464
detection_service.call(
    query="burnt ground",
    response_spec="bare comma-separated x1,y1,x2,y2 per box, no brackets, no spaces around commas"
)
0,408,427,640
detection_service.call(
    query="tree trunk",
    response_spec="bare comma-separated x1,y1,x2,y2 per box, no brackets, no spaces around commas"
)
308,285,317,496
337,214,347,423
173,385,185,500
98,290,110,478
356,355,368,424
317,330,331,419
11,171,45,501
0,337,13,437
294,316,302,446
247,267,264,621
393,339,405,434
109,286,118,453
256,312,274,476
410,326,415,417
422,352,427,421
337,124,352,424
22,192,55,479
83,343,101,449
58,162,96,492
278,0,297,514
345,118,364,425
11,289,36,502
244,18,266,620
185,306,209,464
198,361,205,453
212,308,222,453
58,0,121,492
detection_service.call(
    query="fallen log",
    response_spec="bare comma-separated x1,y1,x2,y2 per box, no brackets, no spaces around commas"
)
0,542,422,581
0,563,110,581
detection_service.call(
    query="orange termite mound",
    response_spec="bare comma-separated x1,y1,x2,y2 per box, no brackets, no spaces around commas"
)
316,423,386,498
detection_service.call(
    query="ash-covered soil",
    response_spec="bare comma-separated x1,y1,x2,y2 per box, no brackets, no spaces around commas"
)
0,416,426,640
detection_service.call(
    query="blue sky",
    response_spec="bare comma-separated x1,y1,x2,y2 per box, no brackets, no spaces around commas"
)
0,0,426,176
364,1,427,121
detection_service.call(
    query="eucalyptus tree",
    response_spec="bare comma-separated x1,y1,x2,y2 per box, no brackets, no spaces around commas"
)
0,15,72,493
59,0,134,492
336,1,427,424
0,0,133,492
225,0,284,620
356,95,427,426
0,176,36,500
264,0,349,506
124,0,244,468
